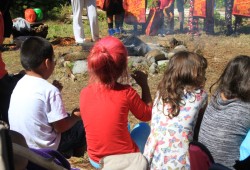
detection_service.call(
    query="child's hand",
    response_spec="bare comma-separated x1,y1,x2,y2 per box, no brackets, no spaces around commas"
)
52,80,63,91
131,70,149,87
71,108,81,119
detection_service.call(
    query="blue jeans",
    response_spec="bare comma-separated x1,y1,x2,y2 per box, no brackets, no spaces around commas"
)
89,122,150,169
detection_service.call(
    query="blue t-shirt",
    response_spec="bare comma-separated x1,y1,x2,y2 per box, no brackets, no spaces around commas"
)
240,130,250,161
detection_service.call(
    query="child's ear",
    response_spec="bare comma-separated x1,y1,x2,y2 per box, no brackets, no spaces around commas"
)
44,58,52,69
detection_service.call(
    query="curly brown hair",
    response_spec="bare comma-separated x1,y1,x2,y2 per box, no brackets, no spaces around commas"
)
157,51,207,118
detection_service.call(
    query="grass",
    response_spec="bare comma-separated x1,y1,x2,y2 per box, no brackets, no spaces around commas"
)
44,4,250,40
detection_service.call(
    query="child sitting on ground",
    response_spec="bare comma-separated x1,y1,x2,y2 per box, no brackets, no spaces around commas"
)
199,55,250,169
80,36,152,169
8,36,86,158
143,51,208,169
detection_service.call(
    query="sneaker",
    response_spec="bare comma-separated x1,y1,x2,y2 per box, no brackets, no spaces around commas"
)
108,28,115,36
165,30,174,35
120,27,126,34
158,34,164,37
75,38,86,46
114,28,121,34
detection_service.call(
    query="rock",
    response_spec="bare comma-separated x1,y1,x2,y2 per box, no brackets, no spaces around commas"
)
169,38,184,49
168,52,175,58
145,49,167,63
128,56,149,71
120,35,150,56
157,60,169,67
72,60,88,74
149,63,158,74
174,45,187,51
63,51,89,61
168,45,188,58
82,42,94,51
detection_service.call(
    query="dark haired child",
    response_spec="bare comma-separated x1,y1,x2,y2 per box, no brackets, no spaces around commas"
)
80,36,152,169
199,55,250,169
8,36,86,158
144,51,208,169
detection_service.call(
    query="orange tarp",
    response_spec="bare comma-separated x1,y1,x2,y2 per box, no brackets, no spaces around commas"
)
193,0,206,18
123,0,146,24
232,0,250,17
96,0,105,10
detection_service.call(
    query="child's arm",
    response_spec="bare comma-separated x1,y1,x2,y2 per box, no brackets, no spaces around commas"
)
52,109,81,133
193,101,207,141
131,70,153,107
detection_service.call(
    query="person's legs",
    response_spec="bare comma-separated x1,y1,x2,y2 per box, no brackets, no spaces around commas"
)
188,0,199,35
234,16,242,34
58,120,86,158
86,0,99,41
114,0,125,34
3,11,13,38
71,0,85,43
130,122,150,153
168,2,175,34
177,0,185,32
204,0,214,34
107,14,115,35
225,0,234,35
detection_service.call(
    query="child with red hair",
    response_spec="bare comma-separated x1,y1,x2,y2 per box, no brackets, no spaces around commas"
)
80,36,152,169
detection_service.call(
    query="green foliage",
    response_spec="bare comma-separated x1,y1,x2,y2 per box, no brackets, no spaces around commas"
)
147,0,156,8
11,0,70,19
46,20,73,39
215,0,225,9
214,10,226,32
158,62,168,72
97,10,106,22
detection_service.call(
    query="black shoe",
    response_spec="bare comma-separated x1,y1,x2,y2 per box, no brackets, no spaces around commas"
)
225,26,234,36
180,22,184,33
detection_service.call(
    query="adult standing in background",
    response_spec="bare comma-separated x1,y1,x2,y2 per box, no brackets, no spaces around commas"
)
175,0,186,32
204,0,215,35
187,0,199,35
0,11,24,125
0,0,13,39
225,0,234,35
71,0,99,45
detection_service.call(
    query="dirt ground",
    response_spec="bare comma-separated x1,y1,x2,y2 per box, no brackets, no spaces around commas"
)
68,33,250,170
2,31,250,169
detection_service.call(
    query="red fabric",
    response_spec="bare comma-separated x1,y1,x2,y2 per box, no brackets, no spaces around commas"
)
189,143,213,170
193,0,206,18
159,0,174,9
232,0,250,17
80,83,152,162
0,12,7,79
145,8,163,36
123,0,146,24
